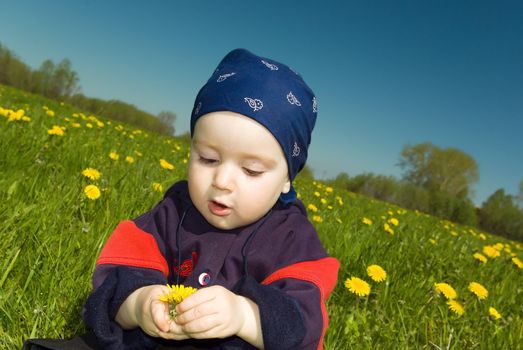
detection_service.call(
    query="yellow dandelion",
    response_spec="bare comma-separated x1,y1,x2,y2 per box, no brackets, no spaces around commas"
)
312,215,323,223
84,185,101,200
489,307,502,320
160,158,174,170
71,122,81,128
22,116,31,122
429,238,437,245
383,223,394,235
46,109,55,117
152,182,163,192
313,191,320,197
479,233,487,240
468,282,488,300
336,196,344,205
325,186,333,193
320,198,327,205
434,282,457,300
86,122,93,128
307,204,318,212
159,284,198,318
483,245,500,258
47,125,65,136
362,217,373,226
512,257,523,269
109,151,119,161
367,265,387,282
447,300,464,316
473,252,487,263
82,168,101,180
344,277,371,297
125,156,135,164
336,218,342,224
388,218,399,226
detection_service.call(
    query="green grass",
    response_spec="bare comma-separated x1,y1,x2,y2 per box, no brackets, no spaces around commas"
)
1,84,522,349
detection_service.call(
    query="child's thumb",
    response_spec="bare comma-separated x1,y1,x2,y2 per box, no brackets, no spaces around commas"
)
152,300,170,333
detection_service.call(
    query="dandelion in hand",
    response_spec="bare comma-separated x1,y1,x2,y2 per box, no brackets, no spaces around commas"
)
159,284,197,318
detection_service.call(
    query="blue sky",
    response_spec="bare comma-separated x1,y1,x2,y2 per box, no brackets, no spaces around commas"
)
1,0,522,205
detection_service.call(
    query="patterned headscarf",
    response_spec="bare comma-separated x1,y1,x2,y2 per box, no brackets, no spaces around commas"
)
190,48,318,204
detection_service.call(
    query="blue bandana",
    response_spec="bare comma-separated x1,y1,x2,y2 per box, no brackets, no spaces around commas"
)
190,48,318,204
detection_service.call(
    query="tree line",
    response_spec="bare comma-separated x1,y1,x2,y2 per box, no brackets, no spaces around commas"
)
0,42,176,135
2,43,521,241
327,143,523,242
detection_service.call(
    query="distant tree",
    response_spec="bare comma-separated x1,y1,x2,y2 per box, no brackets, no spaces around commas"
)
331,172,350,189
35,59,79,98
479,189,523,241
53,59,80,97
398,142,479,199
157,111,177,135
518,180,523,207
0,43,32,89
35,59,56,96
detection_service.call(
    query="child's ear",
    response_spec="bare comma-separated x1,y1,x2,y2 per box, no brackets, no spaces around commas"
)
281,178,291,194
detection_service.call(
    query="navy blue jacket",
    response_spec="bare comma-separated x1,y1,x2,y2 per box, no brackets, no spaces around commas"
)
83,181,339,349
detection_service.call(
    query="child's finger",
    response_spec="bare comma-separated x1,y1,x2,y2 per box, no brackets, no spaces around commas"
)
175,298,217,325
180,314,220,336
176,287,217,313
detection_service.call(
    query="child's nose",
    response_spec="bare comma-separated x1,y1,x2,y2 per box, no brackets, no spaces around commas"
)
212,164,234,191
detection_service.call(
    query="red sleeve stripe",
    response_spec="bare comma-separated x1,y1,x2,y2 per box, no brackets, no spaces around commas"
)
261,257,340,350
96,220,169,277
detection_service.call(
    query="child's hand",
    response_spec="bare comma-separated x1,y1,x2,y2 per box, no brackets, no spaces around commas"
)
116,285,189,340
172,285,261,343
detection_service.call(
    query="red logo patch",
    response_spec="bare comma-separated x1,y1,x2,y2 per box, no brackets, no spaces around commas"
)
174,251,198,277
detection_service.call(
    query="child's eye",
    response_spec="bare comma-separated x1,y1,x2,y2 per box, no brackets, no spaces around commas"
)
199,156,217,164
244,168,264,177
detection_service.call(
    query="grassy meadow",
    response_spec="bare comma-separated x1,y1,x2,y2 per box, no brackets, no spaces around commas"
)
1,84,522,349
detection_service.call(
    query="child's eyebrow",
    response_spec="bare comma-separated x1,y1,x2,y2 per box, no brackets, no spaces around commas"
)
193,140,278,167
238,150,280,168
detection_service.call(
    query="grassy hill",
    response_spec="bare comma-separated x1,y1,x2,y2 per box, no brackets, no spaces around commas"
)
1,84,522,349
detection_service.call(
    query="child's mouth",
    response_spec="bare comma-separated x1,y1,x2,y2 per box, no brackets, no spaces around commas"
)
208,200,232,216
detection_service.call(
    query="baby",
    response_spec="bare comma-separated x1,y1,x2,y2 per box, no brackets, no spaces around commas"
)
83,48,340,350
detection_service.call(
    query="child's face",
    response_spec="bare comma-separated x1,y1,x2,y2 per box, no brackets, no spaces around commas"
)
188,111,291,230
